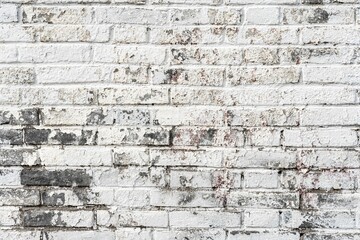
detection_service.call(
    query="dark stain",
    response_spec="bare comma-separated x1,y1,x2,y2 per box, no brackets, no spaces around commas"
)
52,131,77,145
21,169,92,187
41,192,65,206
178,192,195,205
80,130,97,145
24,129,50,145
290,48,302,65
139,172,148,177
0,129,23,145
201,128,217,144
20,108,40,125
169,126,176,147
143,131,168,142
165,69,183,84
23,211,56,227
171,48,188,63
302,0,323,3
308,8,329,23
86,109,106,125
73,188,90,204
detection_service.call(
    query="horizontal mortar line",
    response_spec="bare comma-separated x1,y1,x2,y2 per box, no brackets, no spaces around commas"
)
3,83,360,88
6,41,360,47
0,103,359,109
4,63,360,68
17,3,360,7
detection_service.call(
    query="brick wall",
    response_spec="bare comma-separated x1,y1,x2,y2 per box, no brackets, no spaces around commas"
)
0,0,359,239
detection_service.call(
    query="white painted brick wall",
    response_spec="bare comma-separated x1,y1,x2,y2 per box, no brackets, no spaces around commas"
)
0,0,359,239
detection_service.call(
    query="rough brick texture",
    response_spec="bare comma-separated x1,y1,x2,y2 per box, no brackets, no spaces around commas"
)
0,0,359,239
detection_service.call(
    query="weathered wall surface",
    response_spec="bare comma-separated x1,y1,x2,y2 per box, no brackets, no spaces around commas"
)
0,0,359,239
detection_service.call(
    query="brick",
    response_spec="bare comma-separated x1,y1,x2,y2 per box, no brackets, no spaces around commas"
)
153,107,224,126
0,25,35,42
246,7,280,25
42,232,115,240
96,46,167,64
170,168,226,189
98,87,168,105
244,210,280,228
113,189,150,207
150,149,223,167
224,149,297,169
0,148,38,166
281,210,356,229
283,7,355,25
97,127,169,145
18,44,91,63
302,193,360,210
281,170,356,190
169,211,241,228
151,0,221,4
170,8,242,25
227,191,299,208
0,231,41,239
150,26,224,44
227,231,299,240
0,108,39,125
41,107,150,126
113,148,150,166
92,166,166,187
151,67,225,86
37,66,110,84
0,67,35,84
113,25,148,43
0,207,20,226
171,86,356,106
244,128,281,146
97,209,168,227
172,127,244,147
115,229,151,240
39,25,110,42
244,170,279,189
226,67,300,85
228,0,297,4
22,6,92,24
280,47,360,65
299,149,360,169
303,66,360,84
170,47,243,65
0,189,39,206
112,66,149,84
0,129,23,145
303,234,359,240
23,210,94,227
24,128,98,145
39,147,112,166
20,88,97,106
20,169,92,187
283,128,358,147
0,168,21,186
0,4,18,22
94,7,168,24
0,45,17,63
41,188,114,206
154,229,226,240
301,107,360,126
302,26,360,45
227,107,300,126
243,47,280,65
225,26,299,45
150,190,223,207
